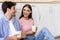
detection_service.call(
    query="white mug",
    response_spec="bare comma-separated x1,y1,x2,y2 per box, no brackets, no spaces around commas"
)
32,25,36,32
16,31,21,38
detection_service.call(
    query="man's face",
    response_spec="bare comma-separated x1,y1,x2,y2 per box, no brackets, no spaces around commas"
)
9,6,16,17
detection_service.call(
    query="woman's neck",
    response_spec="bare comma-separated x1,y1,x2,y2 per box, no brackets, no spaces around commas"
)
23,17,29,20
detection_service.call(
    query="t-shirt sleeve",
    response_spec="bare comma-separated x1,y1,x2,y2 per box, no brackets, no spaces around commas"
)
19,19,22,30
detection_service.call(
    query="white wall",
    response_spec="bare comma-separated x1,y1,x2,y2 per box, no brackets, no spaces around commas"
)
0,3,4,19
16,3,60,37
0,3,60,37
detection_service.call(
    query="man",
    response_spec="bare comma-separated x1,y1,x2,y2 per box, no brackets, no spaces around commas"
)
0,1,21,40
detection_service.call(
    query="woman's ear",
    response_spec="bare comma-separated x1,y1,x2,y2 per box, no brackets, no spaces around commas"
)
30,11,32,14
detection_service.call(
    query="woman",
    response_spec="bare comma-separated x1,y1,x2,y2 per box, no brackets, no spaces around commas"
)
19,4,35,40
19,4,55,40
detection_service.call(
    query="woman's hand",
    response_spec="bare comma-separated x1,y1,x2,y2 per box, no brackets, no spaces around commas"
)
21,32,27,38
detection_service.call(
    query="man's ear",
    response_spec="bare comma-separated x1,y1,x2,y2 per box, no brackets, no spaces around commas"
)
7,8,10,12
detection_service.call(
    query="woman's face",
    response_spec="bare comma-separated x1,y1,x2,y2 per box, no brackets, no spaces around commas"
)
23,7,31,18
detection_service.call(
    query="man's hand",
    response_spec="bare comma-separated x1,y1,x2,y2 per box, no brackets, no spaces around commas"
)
4,35,18,40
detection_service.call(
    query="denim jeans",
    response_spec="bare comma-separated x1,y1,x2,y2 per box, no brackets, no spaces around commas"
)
35,27,55,40
24,34,35,40
24,27,55,40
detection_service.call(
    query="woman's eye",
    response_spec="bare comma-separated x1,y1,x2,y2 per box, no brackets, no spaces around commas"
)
23,9,25,11
27,10,30,12
23,9,30,12
27,10,29,11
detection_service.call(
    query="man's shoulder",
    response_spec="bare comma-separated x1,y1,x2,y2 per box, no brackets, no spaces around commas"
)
0,17,4,27
0,16,5,23
0,17,3,23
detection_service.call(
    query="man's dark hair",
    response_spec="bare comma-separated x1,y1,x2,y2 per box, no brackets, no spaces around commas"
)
2,1,16,14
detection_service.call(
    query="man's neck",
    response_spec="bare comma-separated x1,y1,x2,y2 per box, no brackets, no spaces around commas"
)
5,12,12,20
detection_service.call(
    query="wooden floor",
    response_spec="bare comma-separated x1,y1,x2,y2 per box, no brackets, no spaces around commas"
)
44,37,60,40
45,38,60,40
56,38,60,40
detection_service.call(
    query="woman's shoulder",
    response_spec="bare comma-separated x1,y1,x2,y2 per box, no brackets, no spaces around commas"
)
19,17,24,22
19,17,24,20
29,18,33,20
29,18,34,22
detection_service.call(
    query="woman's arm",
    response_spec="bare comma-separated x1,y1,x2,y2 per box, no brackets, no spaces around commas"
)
26,30,34,35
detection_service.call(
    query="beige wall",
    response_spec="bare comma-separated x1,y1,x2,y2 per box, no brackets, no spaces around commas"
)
0,0,60,2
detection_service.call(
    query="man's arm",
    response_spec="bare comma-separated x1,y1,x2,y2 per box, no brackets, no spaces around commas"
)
0,19,5,40
0,38,5,40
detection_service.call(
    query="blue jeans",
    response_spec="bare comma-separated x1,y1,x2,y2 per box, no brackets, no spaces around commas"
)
35,27,55,40
24,34,35,40
24,27,55,40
